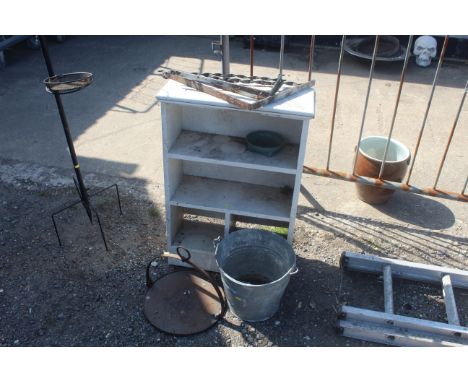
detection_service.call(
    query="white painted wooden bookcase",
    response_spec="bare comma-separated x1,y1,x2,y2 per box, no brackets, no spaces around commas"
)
157,80,315,271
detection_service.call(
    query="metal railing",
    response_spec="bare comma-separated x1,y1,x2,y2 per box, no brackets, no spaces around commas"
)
230,35,467,202
299,35,467,203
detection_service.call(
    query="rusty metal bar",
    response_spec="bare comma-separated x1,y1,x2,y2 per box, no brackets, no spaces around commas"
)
308,35,315,81
250,36,254,78
165,70,314,111
269,76,284,96
161,73,255,109
302,165,468,202
433,81,467,190
252,80,315,109
462,176,468,195
326,35,346,171
157,68,269,97
405,36,449,185
378,35,413,179
352,35,380,175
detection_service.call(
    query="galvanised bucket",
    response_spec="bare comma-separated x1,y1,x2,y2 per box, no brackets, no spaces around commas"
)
215,229,297,322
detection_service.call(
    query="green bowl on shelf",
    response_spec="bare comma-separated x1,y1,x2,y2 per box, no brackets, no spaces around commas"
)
246,130,285,157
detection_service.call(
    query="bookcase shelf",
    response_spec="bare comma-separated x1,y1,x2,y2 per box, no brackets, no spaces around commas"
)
158,80,315,271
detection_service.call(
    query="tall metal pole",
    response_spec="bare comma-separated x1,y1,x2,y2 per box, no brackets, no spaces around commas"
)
433,81,467,190
221,35,230,77
405,35,449,185
38,36,92,221
307,35,315,81
326,35,346,171
352,35,380,175
250,35,254,78
279,35,285,77
378,35,413,179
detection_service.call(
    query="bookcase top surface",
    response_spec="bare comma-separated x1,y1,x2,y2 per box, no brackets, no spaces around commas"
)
157,80,315,119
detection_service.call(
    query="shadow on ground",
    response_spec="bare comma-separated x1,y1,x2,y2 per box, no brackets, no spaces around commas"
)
373,191,456,230
299,185,466,270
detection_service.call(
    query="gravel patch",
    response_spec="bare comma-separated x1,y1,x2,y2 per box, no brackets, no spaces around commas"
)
0,177,466,347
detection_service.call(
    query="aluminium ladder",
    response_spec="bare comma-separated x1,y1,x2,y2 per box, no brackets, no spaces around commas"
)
337,251,468,346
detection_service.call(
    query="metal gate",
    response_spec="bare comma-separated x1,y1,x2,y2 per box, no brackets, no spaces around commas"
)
241,35,467,203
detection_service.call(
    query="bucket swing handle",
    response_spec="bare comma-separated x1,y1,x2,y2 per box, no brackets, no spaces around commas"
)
290,266,299,275
213,235,223,249
176,246,228,319
146,261,157,288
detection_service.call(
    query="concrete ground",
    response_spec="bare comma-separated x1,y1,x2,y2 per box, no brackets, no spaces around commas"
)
0,36,467,346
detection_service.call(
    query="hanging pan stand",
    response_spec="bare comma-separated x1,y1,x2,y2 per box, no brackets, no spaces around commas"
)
39,36,122,251
145,246,227,336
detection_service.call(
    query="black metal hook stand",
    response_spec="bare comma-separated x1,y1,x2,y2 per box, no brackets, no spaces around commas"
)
39,36,122,251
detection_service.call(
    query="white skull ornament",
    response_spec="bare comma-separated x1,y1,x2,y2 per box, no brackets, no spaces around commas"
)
413,36,437,67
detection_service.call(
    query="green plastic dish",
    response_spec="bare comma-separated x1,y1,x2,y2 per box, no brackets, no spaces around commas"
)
246,130,285,157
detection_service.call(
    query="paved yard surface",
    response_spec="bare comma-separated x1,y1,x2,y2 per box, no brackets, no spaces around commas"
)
0,36,467,346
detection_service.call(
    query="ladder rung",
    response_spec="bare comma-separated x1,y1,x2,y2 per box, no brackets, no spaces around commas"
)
442,274,460,326
339,252,468,347
383,265,394,314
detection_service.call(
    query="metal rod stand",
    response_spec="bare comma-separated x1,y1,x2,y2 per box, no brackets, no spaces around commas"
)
39,36,123,251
